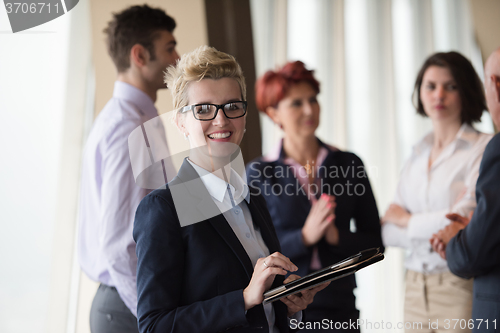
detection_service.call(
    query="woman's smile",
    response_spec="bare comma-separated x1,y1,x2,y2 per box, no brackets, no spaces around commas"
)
207,130,233,141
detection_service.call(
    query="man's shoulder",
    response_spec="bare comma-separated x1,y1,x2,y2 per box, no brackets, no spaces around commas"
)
87,98,147,149
482,132,500,160
97,97,144,128
487,132,500,148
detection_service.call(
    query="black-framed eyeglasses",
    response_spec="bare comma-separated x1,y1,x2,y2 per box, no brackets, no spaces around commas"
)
180,101,247,121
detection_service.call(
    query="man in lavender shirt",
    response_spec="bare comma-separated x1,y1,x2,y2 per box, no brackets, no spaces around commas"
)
77,5,179,333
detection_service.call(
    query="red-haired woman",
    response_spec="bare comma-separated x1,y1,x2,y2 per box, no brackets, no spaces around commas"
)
246,61,383,332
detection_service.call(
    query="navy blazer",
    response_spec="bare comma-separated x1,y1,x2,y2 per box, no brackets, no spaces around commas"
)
134,159,290,333
246,139,383,312
447,133,500,331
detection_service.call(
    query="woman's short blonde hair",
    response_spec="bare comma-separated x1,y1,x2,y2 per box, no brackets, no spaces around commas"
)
164,45,246,111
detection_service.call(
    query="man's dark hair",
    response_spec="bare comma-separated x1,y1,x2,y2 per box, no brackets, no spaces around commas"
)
104,5,176,72
413,51,486,125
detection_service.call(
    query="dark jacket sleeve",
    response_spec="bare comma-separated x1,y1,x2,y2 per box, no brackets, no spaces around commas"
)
447,134,500,279
326,153,384,256
246,161,311,261
133,193,248,333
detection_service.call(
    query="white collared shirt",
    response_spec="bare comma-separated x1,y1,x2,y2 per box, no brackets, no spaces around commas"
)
187,159,281,333
382,124,492,273
78,81,170,316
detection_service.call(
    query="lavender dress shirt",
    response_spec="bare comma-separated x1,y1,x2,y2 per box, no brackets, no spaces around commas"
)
78,81,170,316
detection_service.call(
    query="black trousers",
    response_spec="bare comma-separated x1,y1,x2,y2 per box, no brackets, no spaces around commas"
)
89,284,139,333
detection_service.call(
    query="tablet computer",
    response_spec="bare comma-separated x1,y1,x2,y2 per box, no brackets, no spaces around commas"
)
263,248,384,304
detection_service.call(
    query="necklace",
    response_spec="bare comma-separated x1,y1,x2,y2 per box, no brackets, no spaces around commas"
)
303,162,312,175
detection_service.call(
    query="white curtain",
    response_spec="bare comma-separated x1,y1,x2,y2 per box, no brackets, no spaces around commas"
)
250,0,493,331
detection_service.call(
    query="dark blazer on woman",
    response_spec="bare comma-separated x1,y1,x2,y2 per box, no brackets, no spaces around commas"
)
447,133,500,332
134,158,290,333
246,139,383,315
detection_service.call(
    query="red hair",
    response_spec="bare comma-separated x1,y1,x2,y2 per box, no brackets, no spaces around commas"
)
255,61,320,113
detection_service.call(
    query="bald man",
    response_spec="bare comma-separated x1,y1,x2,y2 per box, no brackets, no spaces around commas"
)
431,48,500,332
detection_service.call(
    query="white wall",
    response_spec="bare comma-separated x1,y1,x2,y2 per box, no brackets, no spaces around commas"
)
0,9,68,333
0,1,93,333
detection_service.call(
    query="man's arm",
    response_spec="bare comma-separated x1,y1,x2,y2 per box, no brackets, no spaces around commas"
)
446,134,500,279
100,122,148,316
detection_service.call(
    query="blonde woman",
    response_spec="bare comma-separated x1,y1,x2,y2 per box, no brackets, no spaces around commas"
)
133,46,328,333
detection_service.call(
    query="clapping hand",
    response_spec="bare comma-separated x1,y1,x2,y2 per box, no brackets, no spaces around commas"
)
302,194,336,246
430,212,472,259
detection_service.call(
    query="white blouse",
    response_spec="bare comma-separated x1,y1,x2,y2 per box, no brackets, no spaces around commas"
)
382,124,492,274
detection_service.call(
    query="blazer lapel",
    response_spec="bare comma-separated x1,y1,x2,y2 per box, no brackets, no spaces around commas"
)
245,189,289,331
208,214,254,279
247,189,281,254
177,158,254,280
176,159,288,329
